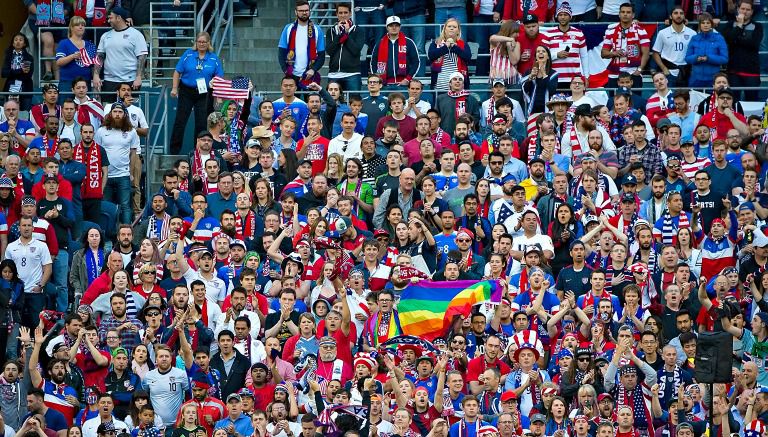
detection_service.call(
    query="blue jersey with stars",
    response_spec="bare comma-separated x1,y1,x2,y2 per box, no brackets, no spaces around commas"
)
431,173,459,193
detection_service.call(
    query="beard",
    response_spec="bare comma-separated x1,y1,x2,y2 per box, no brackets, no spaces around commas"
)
580,119,596,131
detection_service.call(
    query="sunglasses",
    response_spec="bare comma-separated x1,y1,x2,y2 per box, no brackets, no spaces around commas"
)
457,239,472,243
578,357,591,362
143,271,157,275
146,312,160,317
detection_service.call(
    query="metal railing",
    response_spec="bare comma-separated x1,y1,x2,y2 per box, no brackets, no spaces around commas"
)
148,1,198,80
310,0,354,27
35,26,142,86
146,85,169,197
197,0,234,56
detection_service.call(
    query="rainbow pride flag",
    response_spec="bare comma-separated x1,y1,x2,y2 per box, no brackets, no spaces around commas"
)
397,280,503,340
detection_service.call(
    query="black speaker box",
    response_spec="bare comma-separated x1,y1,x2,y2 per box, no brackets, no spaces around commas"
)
694,331,733,383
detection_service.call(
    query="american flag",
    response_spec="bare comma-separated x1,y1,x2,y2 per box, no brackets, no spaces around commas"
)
79,42,101,67
496,202,514,225
210,76,250,100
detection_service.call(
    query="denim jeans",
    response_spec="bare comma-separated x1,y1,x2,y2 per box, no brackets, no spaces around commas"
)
104,176,133,224
435,7,468,34
22,293,46,329
330,75,363,92
400,14,427,69
471,15,497,77
5,323,19,361
354,8,386,56
48,250,70,312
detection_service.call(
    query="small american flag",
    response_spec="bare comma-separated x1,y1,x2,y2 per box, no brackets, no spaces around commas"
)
210,76,250,100
496,202,514,225
79,42,101,67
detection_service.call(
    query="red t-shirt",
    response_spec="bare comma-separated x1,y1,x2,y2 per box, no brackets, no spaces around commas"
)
517,32,547,74
316,320,356,363
466,356,511,383
698,110,747,141
297,136,330,175
76,350,111,391
250,383,277,411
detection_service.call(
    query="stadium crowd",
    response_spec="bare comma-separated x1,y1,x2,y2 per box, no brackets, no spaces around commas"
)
1,1,768,437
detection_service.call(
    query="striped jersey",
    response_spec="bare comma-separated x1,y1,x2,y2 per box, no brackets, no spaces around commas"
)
646,90,675,127
542,26,588,83
601,23,650,78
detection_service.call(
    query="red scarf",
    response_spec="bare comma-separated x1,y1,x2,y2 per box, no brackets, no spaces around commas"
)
376,33,407,83
567,127,587,157
431,40,468,77
235,210,256,240
448,90,470,120
74,0,107,25
73,142,104,199
42,133,60,158
286,20,318,78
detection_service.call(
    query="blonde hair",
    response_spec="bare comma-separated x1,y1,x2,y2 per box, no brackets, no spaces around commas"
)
194,31,213,52
175,404,198,428
438,18,462,44
68,16,86,37
324,153,344,179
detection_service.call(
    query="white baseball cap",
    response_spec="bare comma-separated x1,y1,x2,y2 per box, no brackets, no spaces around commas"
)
386,15,401,26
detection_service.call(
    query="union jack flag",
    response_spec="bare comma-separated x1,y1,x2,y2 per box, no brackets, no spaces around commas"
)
78,42,101,67
210,76,250,101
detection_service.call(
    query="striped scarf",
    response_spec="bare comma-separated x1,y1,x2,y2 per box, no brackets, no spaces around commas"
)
661,211,690,246
633,245,657,274
566,127,586,157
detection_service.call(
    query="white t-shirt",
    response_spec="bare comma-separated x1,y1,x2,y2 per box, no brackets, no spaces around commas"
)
82,418,129,437
94,127,140,178
97,27,148,82
5,238,52,293
652,25,698,74
142,367,190,426
328,132,364,161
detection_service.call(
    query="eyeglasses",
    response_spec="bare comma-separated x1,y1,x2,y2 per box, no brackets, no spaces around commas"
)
106,336,120,340
490,161,503,165
451,340,465,344
667,164,681,169
378,298,392,303
694,177,710,181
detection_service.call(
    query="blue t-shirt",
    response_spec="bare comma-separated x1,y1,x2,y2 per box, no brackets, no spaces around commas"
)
433,231,457,270
55,39,94,81
175,49,224,88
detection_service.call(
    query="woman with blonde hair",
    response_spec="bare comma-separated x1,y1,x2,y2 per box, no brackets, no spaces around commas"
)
427,18,472,91
489,21,521,86
55,16,98,98
173,403,206,437
324,153,344,186
169,31,224,154
0,133,14,168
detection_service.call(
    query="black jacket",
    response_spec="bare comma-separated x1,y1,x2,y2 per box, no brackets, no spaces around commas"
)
210,351,251,399
720,20,763,75
1,49,34,94
326,24,365,75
